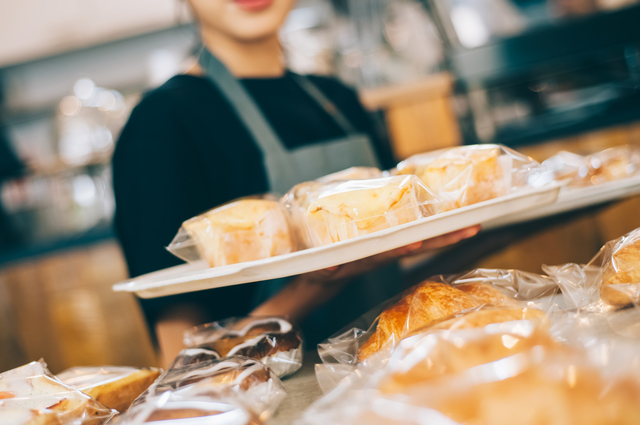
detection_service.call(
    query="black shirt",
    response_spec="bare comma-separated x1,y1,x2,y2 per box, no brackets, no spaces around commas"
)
112,72,394,332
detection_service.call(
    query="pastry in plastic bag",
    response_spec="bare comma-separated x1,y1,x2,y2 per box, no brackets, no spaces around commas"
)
303,175,440,247
600,228,640,308
168,199,296,268
357,282,479,361
183,317,303,378
316,167,383,183
57,366,161,413
169,348,221,369
378,320,558,394
134,356,285,420
115,389,262,425
396,144,544,211
0,360,115,425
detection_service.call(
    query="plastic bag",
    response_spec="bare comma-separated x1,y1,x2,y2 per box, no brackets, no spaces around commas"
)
133,356,286,421
289,175,441,248
169,347,221,369
543,145,640,188
303,332,640,425
318,269,559,367
316,167,384,183
0,359,116,425
545,226,640,310
56,366,161,413
167,198,297,268
395,144,547,212
113,388,263,425
183,317,303,378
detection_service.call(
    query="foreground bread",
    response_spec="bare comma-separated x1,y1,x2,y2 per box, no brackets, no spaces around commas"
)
600,233,640,307
304,176,434,246
379,323,557,394
455,282,516,305
184,317,303,377
57,367,160,413
169,347,220,369
0,360,114,425
357,282,479,360
178,199,295,267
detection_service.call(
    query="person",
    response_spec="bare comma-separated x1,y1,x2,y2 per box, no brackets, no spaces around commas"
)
112,0,479,365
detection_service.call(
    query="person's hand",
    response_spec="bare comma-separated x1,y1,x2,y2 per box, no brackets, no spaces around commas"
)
306,225,481,283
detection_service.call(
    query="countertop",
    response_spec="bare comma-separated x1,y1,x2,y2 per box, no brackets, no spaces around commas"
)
269,351,324,425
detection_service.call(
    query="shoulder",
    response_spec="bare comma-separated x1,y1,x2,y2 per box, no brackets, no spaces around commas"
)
131,75,213,120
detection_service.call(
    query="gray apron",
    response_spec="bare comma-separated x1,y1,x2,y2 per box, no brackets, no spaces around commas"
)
199,49,402,341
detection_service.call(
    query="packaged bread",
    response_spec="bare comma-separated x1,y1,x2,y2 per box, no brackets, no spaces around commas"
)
57,366,161,413
357,282,479,361
378,320,558,394
300,175,440,247
134,356,286,420
598,227,640,308
168,198,296,268
183,317,303,378
115,389,263,425
316,167,384,183
169,347,220,369
396,144,543,211
0,360,115,425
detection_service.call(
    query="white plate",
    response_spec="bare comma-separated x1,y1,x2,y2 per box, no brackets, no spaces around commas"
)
113,184,560,298
483,174,640,229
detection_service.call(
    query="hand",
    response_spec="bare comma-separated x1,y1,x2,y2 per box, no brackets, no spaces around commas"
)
307,225,481,283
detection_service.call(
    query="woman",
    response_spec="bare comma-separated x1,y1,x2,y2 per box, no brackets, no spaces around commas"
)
113,0,479,364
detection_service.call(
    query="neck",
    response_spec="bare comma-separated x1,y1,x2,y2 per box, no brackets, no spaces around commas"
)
200,29,284,78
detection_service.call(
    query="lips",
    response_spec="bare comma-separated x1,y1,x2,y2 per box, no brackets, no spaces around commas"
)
234,0,274,12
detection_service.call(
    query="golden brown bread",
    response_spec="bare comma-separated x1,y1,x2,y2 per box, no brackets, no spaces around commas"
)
426,361,640,425
357,282,478,361
423,306,548,333
378,327,557,394
81,369,160,413
455,282,515,305
601,236,640,307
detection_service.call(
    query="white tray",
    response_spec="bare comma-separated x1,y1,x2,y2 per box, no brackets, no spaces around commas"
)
483,174,640,229
113,184,560,298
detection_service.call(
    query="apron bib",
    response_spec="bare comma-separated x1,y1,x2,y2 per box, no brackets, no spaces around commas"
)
199,49,402,341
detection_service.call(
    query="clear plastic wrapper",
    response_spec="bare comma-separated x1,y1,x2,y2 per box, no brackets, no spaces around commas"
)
545,226,640,310
288,175,441,248
395,144,547,212
183,317,303,378
167,198,297,268
169,348,221,369
0,360,116,425
133,356,286,421
56,366,161,413
318,269,559,367
113,388,262,425
543,145,640,187
302,331,640,425
315,167,384,183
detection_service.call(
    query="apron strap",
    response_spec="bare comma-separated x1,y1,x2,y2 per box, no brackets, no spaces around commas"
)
290,74,360,137
198,48,288,156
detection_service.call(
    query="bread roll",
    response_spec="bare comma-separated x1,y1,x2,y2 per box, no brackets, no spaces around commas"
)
182,199,294,267
455,282,516,305
357,282,478,360
305,176,429,246
601,236,640,307
58,367,160,413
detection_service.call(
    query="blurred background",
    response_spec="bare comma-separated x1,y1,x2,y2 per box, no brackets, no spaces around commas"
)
1,0,640,372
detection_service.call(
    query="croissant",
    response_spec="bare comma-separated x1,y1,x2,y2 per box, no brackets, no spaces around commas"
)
357,282,478,361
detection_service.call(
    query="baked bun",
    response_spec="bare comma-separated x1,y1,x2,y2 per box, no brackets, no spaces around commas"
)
455,282,516,305
600,235,640,307
398,146,504,211
127,399,261,425
184,318,303,377
357,282,478,361
0,360,114,425
305,176,432,246
180,199,295,267
170,348,220,369
57,367,160,413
